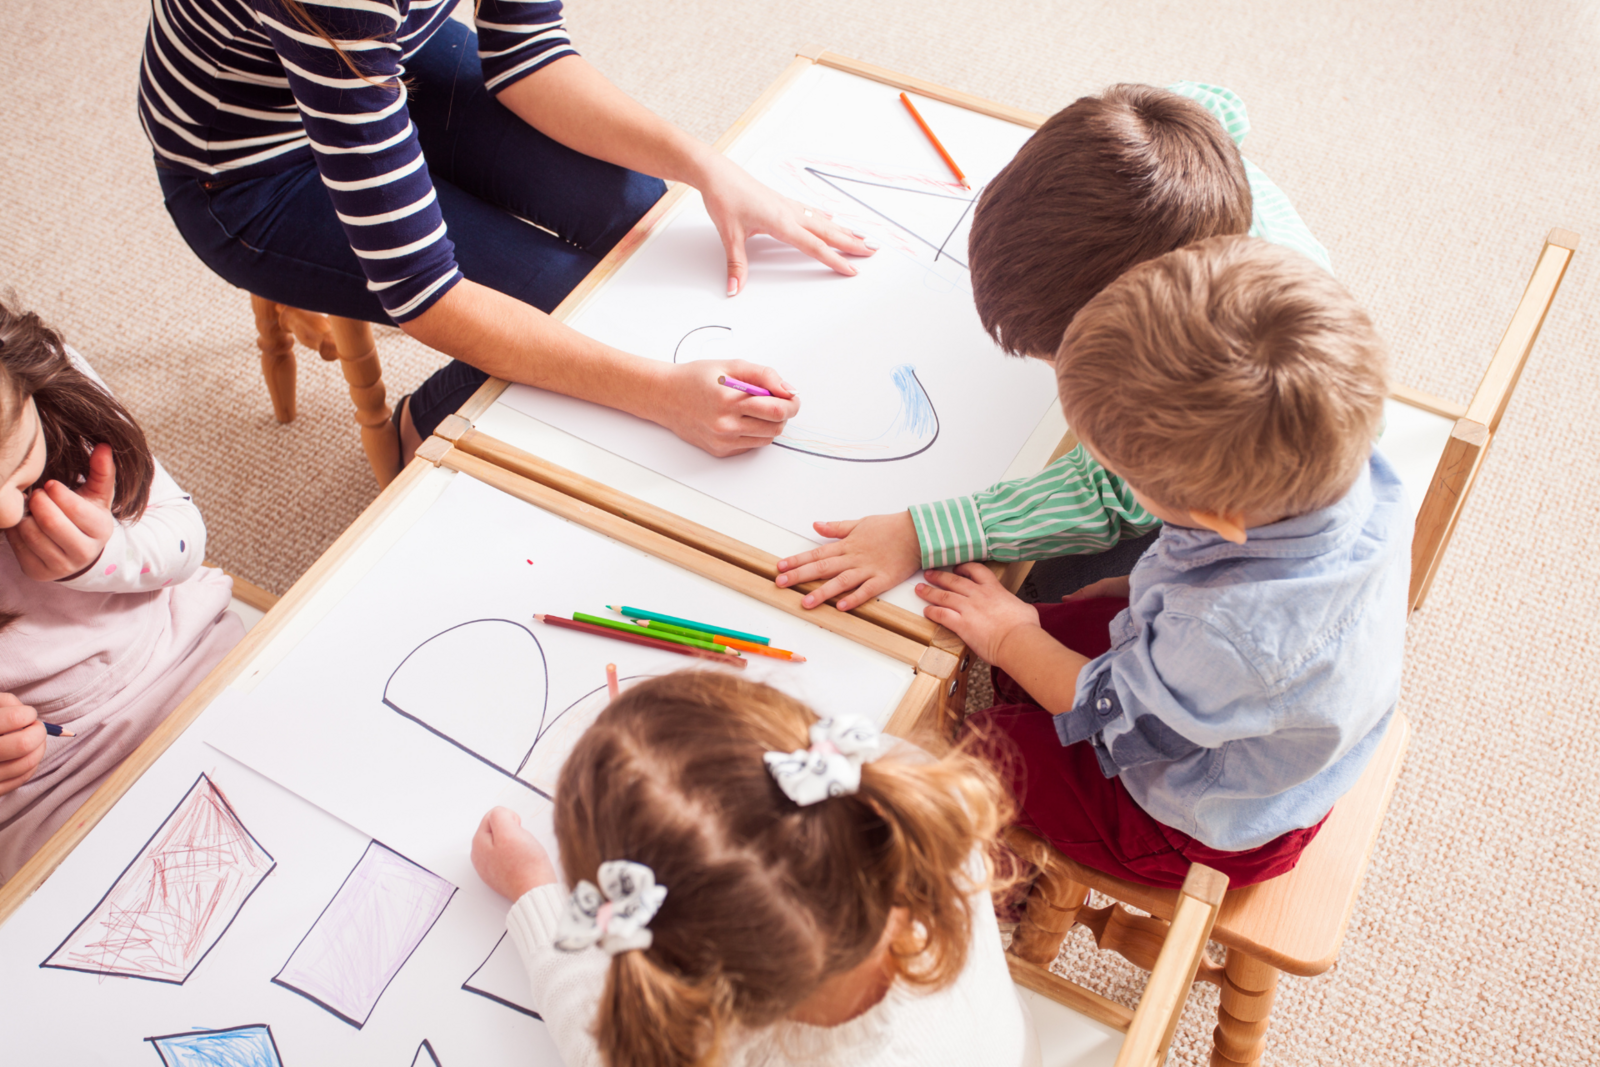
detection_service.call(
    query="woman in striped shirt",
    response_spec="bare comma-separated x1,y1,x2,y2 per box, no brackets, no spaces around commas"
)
141,0,872,463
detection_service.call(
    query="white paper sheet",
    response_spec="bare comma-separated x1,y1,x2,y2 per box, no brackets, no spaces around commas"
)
205,472,916,877
500,64,1058,545
0,709,565,1067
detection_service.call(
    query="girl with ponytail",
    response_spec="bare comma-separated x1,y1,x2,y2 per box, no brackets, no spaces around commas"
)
471,671,1041,1067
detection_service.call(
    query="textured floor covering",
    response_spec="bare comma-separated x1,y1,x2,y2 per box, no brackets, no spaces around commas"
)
2,1,1597,1063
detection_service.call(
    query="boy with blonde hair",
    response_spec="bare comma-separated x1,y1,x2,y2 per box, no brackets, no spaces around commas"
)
917,237,1410,887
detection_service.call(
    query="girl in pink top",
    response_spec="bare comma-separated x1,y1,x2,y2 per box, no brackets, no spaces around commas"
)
0,301,243,881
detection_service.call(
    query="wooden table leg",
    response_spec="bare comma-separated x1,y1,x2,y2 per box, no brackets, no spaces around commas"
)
1211,949,1280,1067
326,317,399,487
250,295,297,424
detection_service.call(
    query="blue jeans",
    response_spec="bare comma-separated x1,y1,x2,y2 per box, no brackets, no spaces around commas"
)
157,17,665,438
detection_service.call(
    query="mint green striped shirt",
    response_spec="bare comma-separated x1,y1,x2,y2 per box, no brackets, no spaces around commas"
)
911,83,1330,568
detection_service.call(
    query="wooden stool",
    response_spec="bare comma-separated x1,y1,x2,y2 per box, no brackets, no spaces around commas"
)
249,295,400,487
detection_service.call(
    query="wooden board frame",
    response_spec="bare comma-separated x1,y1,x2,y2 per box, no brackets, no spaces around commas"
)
0,453,945,926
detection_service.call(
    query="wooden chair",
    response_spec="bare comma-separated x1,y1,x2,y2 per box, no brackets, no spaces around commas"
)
996,228,1578,1066
248,295,400,487
1012,863,1228,1067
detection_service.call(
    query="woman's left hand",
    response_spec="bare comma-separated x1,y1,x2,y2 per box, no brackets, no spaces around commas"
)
7,444,117,582
697,156,876,296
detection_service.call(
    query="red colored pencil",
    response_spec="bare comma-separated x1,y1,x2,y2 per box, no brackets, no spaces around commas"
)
899,92,970,189
535,615,748,669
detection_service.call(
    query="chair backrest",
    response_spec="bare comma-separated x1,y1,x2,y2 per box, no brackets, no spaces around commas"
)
1409,229,1578,611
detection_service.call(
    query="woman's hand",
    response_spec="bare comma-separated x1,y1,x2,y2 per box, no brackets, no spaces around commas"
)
776,513,923,612
656,359,800,456
472,807,559,902
7,444,116,582
916,563,1041,666
0,693,47,797
697,155,876,296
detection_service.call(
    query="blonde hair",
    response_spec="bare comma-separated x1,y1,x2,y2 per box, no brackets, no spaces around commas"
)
1057,236,1389,517
553,672,1013,1067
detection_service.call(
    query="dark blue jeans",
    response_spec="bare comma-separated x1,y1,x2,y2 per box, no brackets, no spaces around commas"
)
157,17,666,438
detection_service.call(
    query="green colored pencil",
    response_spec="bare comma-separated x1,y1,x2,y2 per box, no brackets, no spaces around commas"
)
609,605,771,645
573,612,735,654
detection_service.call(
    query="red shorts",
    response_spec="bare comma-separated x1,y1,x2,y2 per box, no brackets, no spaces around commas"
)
970,597,1327,889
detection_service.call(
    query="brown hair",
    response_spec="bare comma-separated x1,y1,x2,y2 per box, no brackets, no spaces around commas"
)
969,84,1253,358
554,672,1013,1067
0,300,155,521
1057,236,1389,517
279,0,402,88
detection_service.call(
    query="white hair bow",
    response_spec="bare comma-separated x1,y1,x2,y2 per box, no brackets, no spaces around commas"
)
763,715,890,807
553,860,668,955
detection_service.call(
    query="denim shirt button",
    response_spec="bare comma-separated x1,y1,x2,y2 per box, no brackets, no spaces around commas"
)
1096,697,1112,713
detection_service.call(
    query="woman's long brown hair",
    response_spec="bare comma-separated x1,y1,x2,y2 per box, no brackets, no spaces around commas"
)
1,299,157,628
554,672,1015,1067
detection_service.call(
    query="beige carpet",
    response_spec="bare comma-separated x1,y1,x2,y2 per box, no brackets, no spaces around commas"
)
3,0,1597,1063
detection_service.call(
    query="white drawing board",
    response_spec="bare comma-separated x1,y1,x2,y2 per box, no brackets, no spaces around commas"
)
1378,397,1455,518
0,463,915,1067
0,722,568,1067
205,469,916,879
486,62,1062,612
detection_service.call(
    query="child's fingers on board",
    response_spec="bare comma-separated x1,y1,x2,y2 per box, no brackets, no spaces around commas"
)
777,554,848,589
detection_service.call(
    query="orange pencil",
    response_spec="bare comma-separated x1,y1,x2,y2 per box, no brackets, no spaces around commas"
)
899,92,970,189
606,663,620,699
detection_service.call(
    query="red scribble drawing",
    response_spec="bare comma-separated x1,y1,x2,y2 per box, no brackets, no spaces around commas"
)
42,773,276,984
273,840,456,1028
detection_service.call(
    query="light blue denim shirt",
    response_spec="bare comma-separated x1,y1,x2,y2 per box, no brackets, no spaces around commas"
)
1057,451,1411,851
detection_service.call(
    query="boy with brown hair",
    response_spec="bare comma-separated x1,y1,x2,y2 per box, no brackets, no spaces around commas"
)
775,83,1331,610
917,236,1410,887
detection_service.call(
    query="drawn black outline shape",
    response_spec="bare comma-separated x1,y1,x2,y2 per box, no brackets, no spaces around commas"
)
42,772,276,985
804,167,976,268
413,1039,444,1067
670,326,941,463
384,623,646,800
382,618,552,799
145,1023,283,1067
271,840,457,1029
461,930,544,1020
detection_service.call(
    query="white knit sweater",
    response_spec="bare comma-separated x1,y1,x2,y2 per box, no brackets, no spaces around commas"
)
506,879,1041,1066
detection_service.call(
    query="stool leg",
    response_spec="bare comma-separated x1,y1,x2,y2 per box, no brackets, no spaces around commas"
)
1210,949,1280,1067
250,295,297,424
326,317,399,487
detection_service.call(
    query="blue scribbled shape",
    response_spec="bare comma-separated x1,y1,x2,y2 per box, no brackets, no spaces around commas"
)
147,1024,282,1067
774,364,941,462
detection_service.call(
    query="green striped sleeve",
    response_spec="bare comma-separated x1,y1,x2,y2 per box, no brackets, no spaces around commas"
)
1167,81,1333,274
910,445,1161,567
910,495,988,568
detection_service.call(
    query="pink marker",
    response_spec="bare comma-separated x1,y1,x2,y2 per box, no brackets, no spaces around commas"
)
718,375,772,397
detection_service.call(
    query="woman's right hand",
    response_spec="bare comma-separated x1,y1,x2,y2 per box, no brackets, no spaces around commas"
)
655,359,800,456
0,693,47,797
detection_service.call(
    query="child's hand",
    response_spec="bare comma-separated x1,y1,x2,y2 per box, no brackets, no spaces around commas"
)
1062,575,1132,601
776,512,922,611
916,563,1041,665
0,693,47,797
6,444,116,582
472,807,558,902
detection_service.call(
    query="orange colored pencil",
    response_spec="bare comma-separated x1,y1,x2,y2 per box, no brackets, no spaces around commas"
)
632,620,806,662
606,663,620,699
899,92,970,189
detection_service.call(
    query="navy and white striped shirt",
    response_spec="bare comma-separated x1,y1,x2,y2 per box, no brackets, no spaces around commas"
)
139,0,576,321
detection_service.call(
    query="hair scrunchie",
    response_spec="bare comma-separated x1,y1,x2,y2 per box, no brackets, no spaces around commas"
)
763,715,890,806
553,860,668,955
